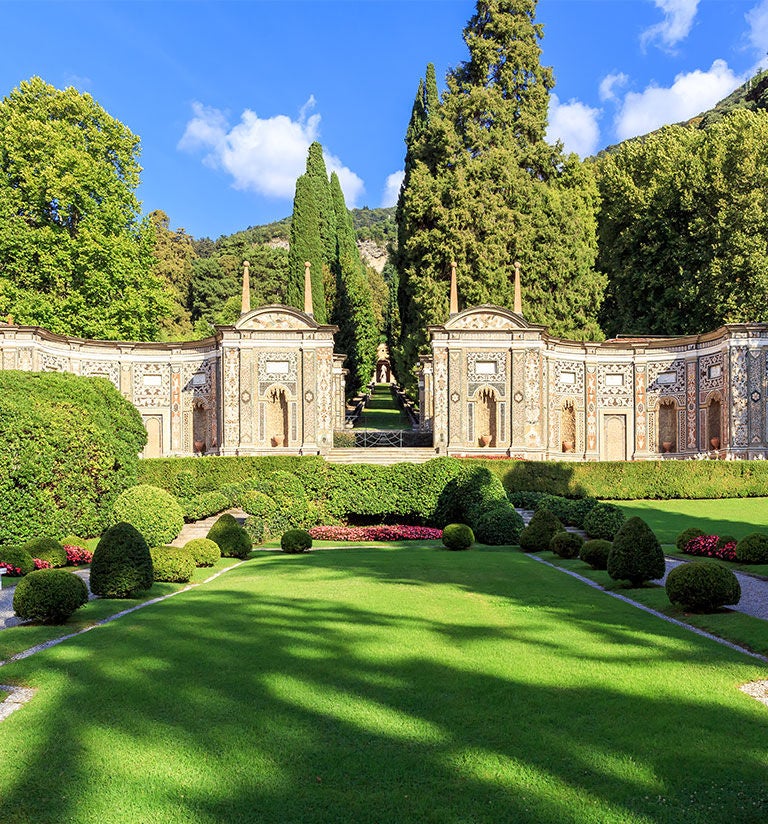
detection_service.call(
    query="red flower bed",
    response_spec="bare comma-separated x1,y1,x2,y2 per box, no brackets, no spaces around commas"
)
65,545,93,565
308,525,443,542
683,534,737,562
33,558,53,570
0,562,22,577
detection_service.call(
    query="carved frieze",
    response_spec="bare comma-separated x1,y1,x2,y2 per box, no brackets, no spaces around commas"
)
132,363,171,407
81,360,120,389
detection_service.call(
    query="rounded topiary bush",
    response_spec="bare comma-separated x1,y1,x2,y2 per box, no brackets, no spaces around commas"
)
568,498,600,530
579,539,612,570
735,533,768,564
675,527,706,552
584,503,626,541
22,537,67,568
0,546,35,576
607,516,665,587
150,546,195,583
13,569,88,624
665,561,741,612
519,509,563,553
184,537,221,567
535,494,575,525
550,530,584,559
215,526,252,559
207,513,239,546
90,522,154,598
442,523,475,551
474,504,525,545
112,484,184,547
281,529,313,554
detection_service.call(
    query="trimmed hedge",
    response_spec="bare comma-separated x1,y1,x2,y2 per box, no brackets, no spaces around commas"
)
13,569,88,624
21,537,67,568
735,533,768,564
0,372,146,546
112,485,184,547
666,561,741,612
550,531,584,559
442,523,474,551
607,517,665,587
180,491,230,522
281,529,313,554
184,538,221,567
90,522,153,598
150,546,195,583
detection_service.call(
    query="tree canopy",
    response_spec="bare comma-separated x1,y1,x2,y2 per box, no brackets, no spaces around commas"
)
0,77,173,340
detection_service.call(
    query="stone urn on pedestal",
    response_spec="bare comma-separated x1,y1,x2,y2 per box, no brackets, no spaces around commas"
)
710,436,721,450
479,434,492,447
271,434,285,448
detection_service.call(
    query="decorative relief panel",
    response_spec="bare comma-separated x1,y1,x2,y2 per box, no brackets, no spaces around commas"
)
433,349,449,444
41,353,68,372
240,312,309,330
81,360,120,389
553,360,584,395
449,312,517,330
171,367,182,451
17,348,33,371
449,351,462,442
512,351,525,443
597,364,633,405
316,348,333,444
257,351,298,390
524,350,542,447
686,360,697,449
730,347,749,447
635,365,647,453
748,349,764,445
223,348,240,446
647,359,686,394
467,351,506,385
132,363,171,407
699,353,724,397
586,365,597,452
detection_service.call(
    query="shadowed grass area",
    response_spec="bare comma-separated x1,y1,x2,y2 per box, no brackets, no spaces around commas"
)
0,546,766,823
357,384,408,430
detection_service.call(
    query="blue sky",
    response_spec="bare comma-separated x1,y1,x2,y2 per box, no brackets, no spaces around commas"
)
2,0,766,239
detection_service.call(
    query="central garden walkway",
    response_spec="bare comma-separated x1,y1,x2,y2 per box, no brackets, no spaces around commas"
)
357,383,410,430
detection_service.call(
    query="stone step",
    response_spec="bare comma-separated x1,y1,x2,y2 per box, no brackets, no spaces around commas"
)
325,448,439,465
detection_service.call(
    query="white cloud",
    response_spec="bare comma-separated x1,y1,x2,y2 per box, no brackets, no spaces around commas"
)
546,95,601,157
599,72,629,103
641,0,699,51
178,98,365,206
614,60,744,141
381,170,404,208
747,0,768,59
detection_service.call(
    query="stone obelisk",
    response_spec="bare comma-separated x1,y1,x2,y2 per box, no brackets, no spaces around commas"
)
304,261,314,316
241,260,251,315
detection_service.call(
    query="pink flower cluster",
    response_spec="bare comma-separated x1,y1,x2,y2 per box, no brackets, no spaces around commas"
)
0,562,22,576
308,525,443,542
65,545,93,565
683,535,737,562
33,558,53,569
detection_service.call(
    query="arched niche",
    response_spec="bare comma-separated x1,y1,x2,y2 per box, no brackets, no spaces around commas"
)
474,386,498,447
707,393,722,449
561,401,576,452
266,385,289,447
658,399,677,453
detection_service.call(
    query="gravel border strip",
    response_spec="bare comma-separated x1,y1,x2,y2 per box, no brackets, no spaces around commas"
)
0,684,36,721
528,553,768,664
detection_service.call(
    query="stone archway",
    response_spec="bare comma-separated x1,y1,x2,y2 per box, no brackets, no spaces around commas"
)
266,385,289,447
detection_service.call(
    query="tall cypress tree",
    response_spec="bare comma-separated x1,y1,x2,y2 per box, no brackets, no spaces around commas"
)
287,142,331,322
330,172,377,394
394,0,604,391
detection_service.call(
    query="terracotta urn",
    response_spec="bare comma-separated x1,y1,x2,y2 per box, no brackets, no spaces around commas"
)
562,440,574,453
479,434,492,447
193,439,205,454
710,436,721,450
662,441,673,453
271,434,285,447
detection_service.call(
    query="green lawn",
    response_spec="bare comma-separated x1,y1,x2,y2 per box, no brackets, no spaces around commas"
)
357,383,408,430
1,546,766,823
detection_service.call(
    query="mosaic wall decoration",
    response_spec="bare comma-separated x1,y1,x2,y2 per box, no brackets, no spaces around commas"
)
634,365,647,453
467,351,507,397
699,353,724,398
749,349,764,445
222,348,240,446
40,353,68,372
730,347,749,447
433,349,449,444
316,349,333,444
449,351,462,441
553,360,585,395
586,365,597,451
647,359,686,394
132,363,171,408
597,363,633,407
524,350,542,447
686,360,697,449
81,360,120,389
512,351,525,444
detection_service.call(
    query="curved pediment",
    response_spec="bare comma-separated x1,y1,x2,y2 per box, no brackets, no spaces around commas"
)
444,305,544,332
235,305,318,332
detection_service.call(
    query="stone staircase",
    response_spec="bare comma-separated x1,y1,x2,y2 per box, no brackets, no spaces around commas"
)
326,447,439,465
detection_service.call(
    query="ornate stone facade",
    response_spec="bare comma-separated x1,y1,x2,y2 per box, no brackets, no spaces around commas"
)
421,305,768,460
0,305,345,458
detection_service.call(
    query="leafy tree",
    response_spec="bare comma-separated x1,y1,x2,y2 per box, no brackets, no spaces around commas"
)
149,210,196,340
330,172,377,393
394,2,604,390
596,109,768,336
0,77,173,339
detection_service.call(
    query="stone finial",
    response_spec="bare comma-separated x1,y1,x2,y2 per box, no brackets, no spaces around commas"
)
304,261,314,316
513,260,522,316
241,260,251,315
449,261,458,316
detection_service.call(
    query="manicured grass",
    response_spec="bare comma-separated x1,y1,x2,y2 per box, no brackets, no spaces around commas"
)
357,383,408,430
1,546,766,823
613,497,768,544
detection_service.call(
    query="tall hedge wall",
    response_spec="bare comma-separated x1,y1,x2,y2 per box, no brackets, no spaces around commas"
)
139,455,768,502
0,371,147,544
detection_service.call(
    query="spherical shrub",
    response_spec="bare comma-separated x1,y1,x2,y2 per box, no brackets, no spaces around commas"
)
0,546,35,576
519,510,563,552
665,561,741,612
675,527,705,552
550,530,584,559
607,516,665,587
112,484,184,547
22,537,67,568
150,546,195,583
184,537,221,567
243,516,266,546
207,513,239,545
13,569,88,624
442,523,474,551
281,529,313,554
474,504,525,545
584,503,626,540
215,526,252,559
90,522,153,598
735,533,768,564
579,539,612,570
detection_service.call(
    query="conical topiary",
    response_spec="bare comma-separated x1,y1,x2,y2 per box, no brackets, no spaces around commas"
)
90,522,153,598
607,516,665,587
519,509,563,552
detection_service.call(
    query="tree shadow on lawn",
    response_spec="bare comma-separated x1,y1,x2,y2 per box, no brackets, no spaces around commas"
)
0,550,767,823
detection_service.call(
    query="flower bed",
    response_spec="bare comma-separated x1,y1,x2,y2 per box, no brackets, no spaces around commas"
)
65,545,93,565
683,534,737,562
0,562,22,577
308,525,443,542
33,558,53,570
